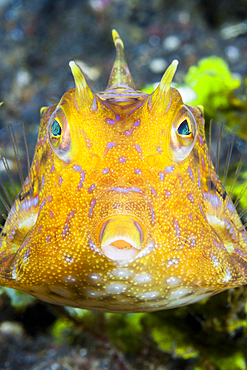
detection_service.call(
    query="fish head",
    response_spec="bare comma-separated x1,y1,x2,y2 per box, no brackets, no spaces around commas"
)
1,30,247,312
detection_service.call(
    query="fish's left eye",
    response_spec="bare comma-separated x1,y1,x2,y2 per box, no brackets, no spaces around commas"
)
48,109,71,163
177,119,191,137
170,106,197,162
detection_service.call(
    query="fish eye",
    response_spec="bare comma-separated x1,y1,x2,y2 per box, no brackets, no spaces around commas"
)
48,109,71,163
177,119,191,137
51,120,62,138
170,106,197,162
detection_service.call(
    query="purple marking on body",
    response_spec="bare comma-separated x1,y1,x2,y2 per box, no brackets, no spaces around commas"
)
134,119,140,127
201,156,205,169
188,194,194,203
199,204,207,221
109,187,142,194
119,157,126,163
106,118,116,125
39,200,46,211
165,191,171,197
135,169,142,175
33,195,39,207
165,97,172,113
73,165,83,172
89,199,96,218
78,172,86,188
41,175,45,189
50,163,55,172
125,129,133,135
157,146,162,154
190,235,196,247
188,166,194,181
149,203,155,223
88,184,96,193
159,172,164,181
174,219,180,237
164,164,174,173
148,95,153,111
199,135,204,145
50,211,54,218
91,96,98,111
46,236,51,242
59,176,63,185
227,201,235,212
115,114,120,121
62,211,75,236
102,168,109,174
135,144,142,153
23,247,30,262
106,142,116,150
197,168,201,188
151,187,156,196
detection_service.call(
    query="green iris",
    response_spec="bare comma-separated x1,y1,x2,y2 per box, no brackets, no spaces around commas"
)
177,119,191,136
51,120,62,137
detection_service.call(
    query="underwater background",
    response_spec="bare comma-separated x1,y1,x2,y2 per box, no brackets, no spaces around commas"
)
1,0,247,369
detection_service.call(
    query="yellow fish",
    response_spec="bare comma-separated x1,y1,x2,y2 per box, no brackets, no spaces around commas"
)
0,30,247,312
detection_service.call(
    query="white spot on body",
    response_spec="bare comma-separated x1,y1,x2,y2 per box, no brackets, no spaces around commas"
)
89,273,101,281
210,253,220,268
166,276,180,286
134,273,152,284
62,275,77,284
86,290,103,298
222,266,232,282
167,258,179,267
49,285,72,299
106,283,126,294
169,287,192,300
139,291,159,300
110,268,132,279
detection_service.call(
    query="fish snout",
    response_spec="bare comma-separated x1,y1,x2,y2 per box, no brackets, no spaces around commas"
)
99,216,145,261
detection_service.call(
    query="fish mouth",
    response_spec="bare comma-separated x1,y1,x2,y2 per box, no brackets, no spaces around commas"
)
99,216,145,261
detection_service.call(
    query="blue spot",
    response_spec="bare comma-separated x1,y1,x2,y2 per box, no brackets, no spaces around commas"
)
106,118,116,125
38,226,42,232
151,187,156,196
59,176,63,185
165,191,171,197
102,168,109,174
134,120,140,127
148,96,153,110
157,146,162,153
89,199,96,218
46,236,51,242
115,114,120,121
135,169,142,175
40,200,46,210
188,166,194,181
50,164,55,172
164,165,174,173
119,157,126,163
135,144,142,153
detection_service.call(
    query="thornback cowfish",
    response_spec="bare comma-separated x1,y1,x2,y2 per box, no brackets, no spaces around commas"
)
0,30,247,313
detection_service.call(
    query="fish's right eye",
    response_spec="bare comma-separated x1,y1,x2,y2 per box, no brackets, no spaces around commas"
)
48,110,71,163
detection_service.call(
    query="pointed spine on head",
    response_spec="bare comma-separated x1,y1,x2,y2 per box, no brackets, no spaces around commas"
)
107,29,135,89
150,59,178,111
69,60,96,110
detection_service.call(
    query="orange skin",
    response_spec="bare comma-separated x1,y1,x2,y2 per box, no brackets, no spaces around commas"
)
0,31,247,312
